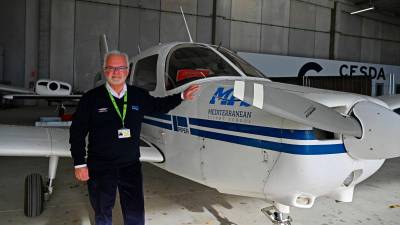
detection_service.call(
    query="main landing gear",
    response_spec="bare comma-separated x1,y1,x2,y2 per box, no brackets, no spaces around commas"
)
24,156,59,217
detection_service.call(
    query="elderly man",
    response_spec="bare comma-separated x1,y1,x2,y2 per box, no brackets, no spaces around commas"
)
70,50,199,225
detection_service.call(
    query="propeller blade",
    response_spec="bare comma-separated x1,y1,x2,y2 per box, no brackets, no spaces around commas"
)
233,81,362,137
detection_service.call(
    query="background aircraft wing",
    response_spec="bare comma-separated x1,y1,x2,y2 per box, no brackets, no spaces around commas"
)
3,94,82,100
0,84,33,94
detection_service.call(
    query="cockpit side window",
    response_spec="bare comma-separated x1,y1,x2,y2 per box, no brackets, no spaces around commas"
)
165,46,240,90
133,55,158,91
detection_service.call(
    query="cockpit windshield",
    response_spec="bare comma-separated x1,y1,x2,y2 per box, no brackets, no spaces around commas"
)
212,46,267,78
165,45,241,90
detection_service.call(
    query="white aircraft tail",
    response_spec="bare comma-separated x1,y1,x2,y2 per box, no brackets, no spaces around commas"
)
99,34,109,67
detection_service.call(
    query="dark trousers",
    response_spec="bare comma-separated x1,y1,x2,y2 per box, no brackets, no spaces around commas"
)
87,162,144,225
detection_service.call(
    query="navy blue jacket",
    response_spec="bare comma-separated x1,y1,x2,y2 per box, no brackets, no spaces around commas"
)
69,85,182,168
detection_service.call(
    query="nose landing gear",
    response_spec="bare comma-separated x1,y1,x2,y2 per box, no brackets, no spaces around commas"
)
261,205,292,225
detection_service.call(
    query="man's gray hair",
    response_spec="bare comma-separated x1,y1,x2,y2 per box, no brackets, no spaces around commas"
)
103,50,129,69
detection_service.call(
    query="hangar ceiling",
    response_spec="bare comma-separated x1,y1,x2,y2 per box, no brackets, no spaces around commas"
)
350,0,400,16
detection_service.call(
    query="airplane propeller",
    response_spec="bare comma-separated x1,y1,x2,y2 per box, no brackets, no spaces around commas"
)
233,80,400,160
233,80,363,137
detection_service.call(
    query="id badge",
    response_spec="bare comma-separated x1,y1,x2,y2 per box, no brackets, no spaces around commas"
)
118,128,131,139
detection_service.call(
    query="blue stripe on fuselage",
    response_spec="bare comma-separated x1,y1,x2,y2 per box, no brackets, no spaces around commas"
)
142,118,172,130
189,118,315,140
190,128,345,155
142,115,345,155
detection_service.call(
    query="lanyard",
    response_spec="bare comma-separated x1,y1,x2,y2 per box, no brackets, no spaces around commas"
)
107,89,128,128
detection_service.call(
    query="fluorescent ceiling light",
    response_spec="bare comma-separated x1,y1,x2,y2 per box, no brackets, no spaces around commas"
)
350,6,375,15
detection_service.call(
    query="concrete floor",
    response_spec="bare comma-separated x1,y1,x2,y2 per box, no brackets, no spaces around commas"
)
0,106,400,225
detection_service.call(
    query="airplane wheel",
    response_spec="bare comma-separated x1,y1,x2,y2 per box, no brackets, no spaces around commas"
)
24,173,44,217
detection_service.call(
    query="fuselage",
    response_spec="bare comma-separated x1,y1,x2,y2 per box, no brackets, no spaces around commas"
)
132,42,386,208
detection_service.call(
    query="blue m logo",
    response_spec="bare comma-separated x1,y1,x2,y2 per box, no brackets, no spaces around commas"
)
209,87,250,107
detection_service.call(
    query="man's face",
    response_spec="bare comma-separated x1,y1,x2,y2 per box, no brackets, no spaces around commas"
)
104,54,129,86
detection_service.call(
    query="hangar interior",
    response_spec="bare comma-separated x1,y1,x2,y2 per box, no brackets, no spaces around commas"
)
1,0,400,225
1,0,400,91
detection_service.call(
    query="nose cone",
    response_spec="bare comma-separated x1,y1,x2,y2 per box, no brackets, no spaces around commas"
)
344,101,400,159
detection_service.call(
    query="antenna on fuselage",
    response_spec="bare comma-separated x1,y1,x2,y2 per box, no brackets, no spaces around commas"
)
216,41,222,50
137,44,141,54
180,6,193,43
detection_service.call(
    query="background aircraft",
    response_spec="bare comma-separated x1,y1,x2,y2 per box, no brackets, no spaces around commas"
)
1,40,400,225
0,79,81,100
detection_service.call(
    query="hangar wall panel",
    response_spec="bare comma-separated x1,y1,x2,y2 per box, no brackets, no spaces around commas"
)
288,29,315,58
0,47,3,81
337,11,362,36
197,0,213,16
261,25,289,55
161,0,197,14
381,23,400,41
160,12,197,43
230,21,260,52
25,0,39,88
121,0,160,10
362,18,381,39
119,7,140,58
334,2,400,65
0,0,26,86
197,17,212,44
335,35,361,61
315,6,331,32
381,41,400,65
50,0,75,84
74,1,119,92
314,32,330,59
231,0,262,23
216,0,232,19
38,0,51,80
261,0,290,27
215,18,231,48
22,0,400,93
360,39,381,64
139,10,160,52
289,0,316,31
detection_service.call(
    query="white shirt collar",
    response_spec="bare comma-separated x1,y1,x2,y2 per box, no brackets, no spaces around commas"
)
106,83,127,99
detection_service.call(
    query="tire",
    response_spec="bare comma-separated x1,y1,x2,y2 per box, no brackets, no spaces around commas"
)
24,173,44,217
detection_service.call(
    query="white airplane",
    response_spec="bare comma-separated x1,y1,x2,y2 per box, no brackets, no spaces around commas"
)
1,40,400,224
0,79,82,100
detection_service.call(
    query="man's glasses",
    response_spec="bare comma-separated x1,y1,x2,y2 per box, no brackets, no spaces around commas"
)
104,66,128,73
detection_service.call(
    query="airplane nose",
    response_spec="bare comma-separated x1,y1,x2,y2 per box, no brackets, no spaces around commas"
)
343,101,400,159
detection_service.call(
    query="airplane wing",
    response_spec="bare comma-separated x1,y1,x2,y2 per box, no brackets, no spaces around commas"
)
0,124,164,163
3,94,82,100
377,94,400,110
0,83,33,94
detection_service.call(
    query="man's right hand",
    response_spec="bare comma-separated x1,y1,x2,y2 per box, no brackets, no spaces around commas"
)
74,167,89,181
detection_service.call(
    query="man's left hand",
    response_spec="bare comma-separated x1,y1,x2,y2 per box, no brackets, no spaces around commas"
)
183,84,200,100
